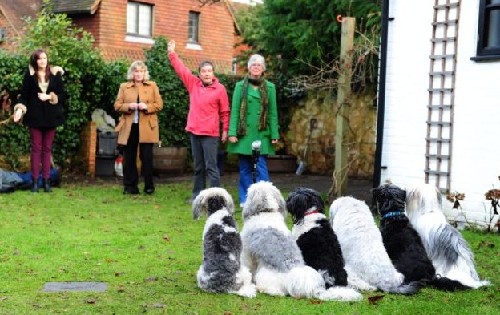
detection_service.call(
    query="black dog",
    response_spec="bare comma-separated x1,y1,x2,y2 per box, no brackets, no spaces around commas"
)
373,183,469,291
287,187,348,288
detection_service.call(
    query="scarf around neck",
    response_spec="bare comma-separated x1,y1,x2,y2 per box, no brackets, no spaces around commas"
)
237,76,269,136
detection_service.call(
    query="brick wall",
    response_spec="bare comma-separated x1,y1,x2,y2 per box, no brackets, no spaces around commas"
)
70,0,237,73
79,121,97,177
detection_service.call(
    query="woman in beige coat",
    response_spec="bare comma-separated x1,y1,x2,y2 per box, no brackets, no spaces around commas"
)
114,61,163,194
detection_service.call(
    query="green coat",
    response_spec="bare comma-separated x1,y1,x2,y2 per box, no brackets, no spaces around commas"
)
227,79,279,155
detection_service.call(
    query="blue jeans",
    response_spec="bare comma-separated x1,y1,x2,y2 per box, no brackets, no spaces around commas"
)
190,134,220,199
238,154,270,204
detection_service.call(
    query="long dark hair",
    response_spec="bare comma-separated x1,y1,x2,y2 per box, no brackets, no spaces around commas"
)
29,49,51,82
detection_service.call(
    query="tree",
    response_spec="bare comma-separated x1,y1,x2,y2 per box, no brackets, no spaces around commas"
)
236,0,381,91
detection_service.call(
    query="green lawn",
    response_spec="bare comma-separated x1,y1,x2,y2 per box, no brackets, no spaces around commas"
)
0,180,498,314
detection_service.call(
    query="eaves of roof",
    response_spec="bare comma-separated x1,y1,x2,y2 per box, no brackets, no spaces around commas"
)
53,0,102,15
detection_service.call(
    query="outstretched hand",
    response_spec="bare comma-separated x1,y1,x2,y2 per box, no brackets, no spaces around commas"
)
168,40,175,53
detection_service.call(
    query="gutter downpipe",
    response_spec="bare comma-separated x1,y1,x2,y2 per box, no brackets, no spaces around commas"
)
373,0,390,188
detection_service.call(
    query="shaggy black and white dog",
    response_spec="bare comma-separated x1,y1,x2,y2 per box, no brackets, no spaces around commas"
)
240,181,362,301
329,196,421,294
286,187,349,288
373,183,469,291
406,184,490,289
192,187,256,297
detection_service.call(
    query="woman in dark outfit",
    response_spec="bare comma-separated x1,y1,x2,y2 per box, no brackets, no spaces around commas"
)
18,49,65,193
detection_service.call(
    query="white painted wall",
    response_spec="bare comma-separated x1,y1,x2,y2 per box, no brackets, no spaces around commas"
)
450,0,500,225
381,0,434,186
382,0,500,226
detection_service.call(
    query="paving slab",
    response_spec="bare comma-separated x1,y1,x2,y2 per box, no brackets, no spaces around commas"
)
42,282,107,292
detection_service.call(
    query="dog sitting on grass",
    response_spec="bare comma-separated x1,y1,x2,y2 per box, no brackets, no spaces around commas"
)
192,187,256,297
373,183,469,291
286,187,362,301
329,196,422,294
286,188,349,287
405,184,490,289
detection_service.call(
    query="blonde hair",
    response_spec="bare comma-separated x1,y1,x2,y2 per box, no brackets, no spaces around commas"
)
127,60,150,81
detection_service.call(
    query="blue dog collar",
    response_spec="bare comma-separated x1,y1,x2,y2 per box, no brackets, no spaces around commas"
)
382,211,405,219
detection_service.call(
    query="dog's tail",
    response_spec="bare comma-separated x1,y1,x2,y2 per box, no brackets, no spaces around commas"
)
314,286,363,302
285,266,362,301
387,281,423,295
285,266,325,299
427,275,471,291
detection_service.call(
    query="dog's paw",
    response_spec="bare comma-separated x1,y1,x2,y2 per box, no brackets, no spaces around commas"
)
235,284,257,298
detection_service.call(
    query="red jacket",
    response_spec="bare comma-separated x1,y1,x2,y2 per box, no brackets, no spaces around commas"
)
168,52,229,137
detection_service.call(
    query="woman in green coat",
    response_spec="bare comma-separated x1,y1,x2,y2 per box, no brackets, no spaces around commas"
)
227,54,280,207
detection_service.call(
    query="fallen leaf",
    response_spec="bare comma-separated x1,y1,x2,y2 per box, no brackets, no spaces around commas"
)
368,294,385,305
144,276,158,282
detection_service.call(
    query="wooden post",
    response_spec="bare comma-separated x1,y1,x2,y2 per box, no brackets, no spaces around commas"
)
335,17,355,197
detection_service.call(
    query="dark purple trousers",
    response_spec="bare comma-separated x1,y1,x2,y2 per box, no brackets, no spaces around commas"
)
29,127,56,180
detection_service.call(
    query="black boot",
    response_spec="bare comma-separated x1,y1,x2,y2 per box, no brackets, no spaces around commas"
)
31,177,39,193
42,178,52,193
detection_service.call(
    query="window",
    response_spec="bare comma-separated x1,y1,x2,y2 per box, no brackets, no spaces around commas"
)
475,0,500,59
127,2,153,37
188,11,200,44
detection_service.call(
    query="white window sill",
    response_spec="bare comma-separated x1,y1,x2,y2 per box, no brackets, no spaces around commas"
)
125,35,155,45
186,42,202,50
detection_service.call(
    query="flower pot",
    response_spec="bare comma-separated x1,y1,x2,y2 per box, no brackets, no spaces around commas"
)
153,146,188,175
267,155,297,173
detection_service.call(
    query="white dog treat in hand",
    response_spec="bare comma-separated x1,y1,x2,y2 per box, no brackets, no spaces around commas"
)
13,108,23,122
13,104,26,123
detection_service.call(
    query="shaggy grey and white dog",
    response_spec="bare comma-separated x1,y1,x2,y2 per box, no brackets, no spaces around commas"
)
240,181,362,301
373,183,469,291
405,184,490,289
192,187,256,297
329,196,421,294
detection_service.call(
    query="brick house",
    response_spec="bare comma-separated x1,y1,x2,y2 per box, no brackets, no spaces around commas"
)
0,0,247,73
0,1,41,50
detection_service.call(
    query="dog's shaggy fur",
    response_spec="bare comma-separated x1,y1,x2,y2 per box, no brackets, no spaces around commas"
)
240,181,362,301
192,187,256,297
329,196,421,294
373,183,469,291
405,184,490,289
286,187,349,288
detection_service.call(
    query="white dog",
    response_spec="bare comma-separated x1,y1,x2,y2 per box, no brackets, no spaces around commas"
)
240,181,362,301
192,187,256,297
405,184,490,289
329,196,421,294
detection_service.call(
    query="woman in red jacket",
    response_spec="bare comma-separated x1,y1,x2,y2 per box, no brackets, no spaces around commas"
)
167,40,230,202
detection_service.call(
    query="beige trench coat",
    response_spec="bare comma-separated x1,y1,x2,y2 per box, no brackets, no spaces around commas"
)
114,80,163,145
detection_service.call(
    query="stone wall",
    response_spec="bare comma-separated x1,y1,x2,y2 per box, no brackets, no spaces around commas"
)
285,90,376,178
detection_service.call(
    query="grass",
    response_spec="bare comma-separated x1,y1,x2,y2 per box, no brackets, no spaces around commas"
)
0,178,498,314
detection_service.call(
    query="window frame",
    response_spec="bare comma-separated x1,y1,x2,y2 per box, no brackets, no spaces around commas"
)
126,1,154,38
188,11,200,44
474,0,500,61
